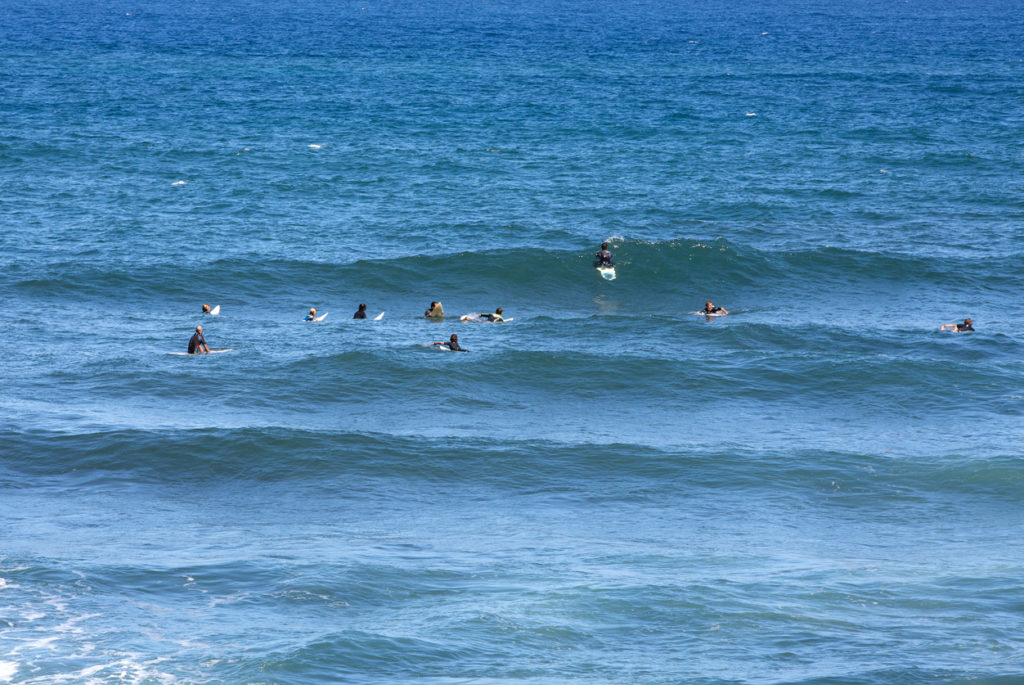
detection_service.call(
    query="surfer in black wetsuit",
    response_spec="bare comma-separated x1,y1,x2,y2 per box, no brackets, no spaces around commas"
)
941,318,974,332
188,325,210,354
479,307,505,322
594,242,614,268
700,301,728,316
432,334,467,351
354,304,367,319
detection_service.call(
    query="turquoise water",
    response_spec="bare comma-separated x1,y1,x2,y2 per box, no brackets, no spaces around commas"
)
2,1,1024,682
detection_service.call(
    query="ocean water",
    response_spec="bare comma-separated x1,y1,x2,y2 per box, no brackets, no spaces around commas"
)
2,0,1024,682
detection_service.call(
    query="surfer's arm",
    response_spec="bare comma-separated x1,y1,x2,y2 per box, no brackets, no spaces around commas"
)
939,324,955,330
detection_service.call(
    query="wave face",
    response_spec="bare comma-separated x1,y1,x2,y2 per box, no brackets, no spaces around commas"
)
3,0,1024,682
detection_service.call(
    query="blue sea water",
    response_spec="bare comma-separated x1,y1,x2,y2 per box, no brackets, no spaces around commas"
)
2,0,1024,682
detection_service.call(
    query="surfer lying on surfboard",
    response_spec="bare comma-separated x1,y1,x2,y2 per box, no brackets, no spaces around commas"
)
188,325,211,354
462,307,506,322
432,333,467,351
940,318,974,332
700,301,727,316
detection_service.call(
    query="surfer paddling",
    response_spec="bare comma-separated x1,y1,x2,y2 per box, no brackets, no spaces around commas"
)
594,242,614,268
940,318,974,332
432,333,467,351
463,307,505,322
700,301,727,316
188,325,211,355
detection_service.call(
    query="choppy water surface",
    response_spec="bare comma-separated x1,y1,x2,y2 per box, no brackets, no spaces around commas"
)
2,1,1023,682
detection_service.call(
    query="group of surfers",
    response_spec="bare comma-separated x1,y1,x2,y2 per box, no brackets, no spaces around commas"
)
185,242,975,354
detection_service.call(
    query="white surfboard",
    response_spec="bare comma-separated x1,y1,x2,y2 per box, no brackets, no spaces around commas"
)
168,348,234,356
691,310,727,317
308,312,328,322
460,314,513,323
374,312,385,320
210,305,220,316
597,266,616,281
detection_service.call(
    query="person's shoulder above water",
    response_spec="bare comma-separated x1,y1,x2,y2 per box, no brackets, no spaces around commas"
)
425,301,444,318
594,242,614,267
354,304,367,319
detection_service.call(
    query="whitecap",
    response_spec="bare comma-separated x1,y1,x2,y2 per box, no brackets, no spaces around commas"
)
170,180,187,186
308,144,323,149
746,112,757,116
0,661,17,682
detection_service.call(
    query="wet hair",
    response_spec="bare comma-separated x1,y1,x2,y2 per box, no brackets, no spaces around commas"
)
358,303,366,310
450,334,458,341
601,243,608,250
496,308,503,314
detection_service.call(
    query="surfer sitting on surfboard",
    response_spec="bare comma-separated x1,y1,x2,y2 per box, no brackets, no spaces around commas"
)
188,325,211,355
940,318,974,332
354,304,367,319
594,242,614,268
305,308,319,321
700,301,727,316
432,334,467,351
202,304,211,314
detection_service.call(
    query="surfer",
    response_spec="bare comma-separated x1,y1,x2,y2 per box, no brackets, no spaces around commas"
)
594,242,614,268
700,301,728,316
188,325,211,355
202,304,211,314
480,307,505,322
941,318,974,332
304,308,319,321
353,304,368,319
425,301,444,318
432,334,467,352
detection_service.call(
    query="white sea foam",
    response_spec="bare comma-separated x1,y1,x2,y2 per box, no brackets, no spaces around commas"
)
170,180,187,186
0,661,17,681
308,144,323,149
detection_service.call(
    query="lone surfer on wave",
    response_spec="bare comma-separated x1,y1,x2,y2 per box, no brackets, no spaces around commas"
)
188,325,211,355
594,242,614,268
432,333,467,351
940,318,974,332
701,301,727,316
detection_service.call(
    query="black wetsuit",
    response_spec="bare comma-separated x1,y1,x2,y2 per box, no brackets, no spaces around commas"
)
956,322,974,331
353,310,367,319
702,306,724,314
188,332,207,354
446,340,466,351
595,249,614,267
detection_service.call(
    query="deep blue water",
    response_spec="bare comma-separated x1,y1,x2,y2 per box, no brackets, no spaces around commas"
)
2,1,1024,682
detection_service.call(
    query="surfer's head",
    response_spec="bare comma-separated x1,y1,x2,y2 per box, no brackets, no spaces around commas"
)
965,318,973,325
358,304,366,311
450,334,458,342
495,308,503,315
196,325,203,333
309,308,316,315
202,304,210,313
601,243,608,250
